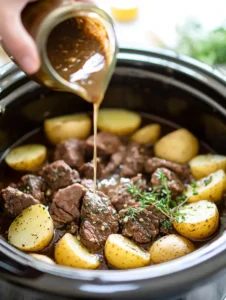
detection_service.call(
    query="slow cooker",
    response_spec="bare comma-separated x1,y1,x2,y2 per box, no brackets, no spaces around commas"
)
0,48,226,300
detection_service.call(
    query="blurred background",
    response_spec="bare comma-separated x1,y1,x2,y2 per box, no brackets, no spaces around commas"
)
1,0,226,73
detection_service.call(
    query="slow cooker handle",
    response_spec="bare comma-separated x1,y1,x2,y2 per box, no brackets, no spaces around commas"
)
0,252,41,278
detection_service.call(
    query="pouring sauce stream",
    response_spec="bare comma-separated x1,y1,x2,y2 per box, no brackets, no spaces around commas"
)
47,18,109,192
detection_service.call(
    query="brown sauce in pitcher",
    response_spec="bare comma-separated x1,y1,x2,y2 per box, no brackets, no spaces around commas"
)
47,18,107,103
47,17,108,191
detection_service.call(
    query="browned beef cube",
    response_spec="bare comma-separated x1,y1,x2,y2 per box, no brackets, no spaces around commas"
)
103,148,126,176
41,160,79,191
80,179,94,190
17,174,46,202
79,158,103,179
120,142,145,178
50,183,86,224
1,187,39,217
54,139,85,169
80,190,119,250
108,174,146,212
119,205,160,244
86,132,122,156
151,167,184,197
145,157,192,181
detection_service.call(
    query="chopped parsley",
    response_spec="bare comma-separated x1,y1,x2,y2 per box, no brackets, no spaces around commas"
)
203,176,212,186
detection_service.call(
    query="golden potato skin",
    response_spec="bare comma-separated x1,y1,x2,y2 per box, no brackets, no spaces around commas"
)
186,169,226,203
189,154,226,179
5,144,47,171
173,200,219,241
29,253,55,264
131,124,161,144
97,109,141,136
44,114,92,144
54,233,100,269
8,204,54,252
104,234,150,269
149,234,195,264
154,128,199,164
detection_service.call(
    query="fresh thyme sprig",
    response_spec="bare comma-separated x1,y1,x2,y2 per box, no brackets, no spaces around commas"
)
122,207,145,222
191,181,199,195
126,170,188,225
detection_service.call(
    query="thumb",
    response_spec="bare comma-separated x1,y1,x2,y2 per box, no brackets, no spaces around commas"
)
0,12,40,74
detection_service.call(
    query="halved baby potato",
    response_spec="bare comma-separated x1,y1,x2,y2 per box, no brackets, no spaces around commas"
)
8,204,54,252
97,109,141,136
173,200,219,240
189,154,226,179
44,113,92,144
131,124,161,144
154,128,199,164
29,253,55,264
185,169,226,203
149,234,195,264
5,144,47,171
104,234,150,269
54,233,100,269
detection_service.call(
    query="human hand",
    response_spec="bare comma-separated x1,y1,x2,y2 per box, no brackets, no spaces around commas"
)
0,0,93,75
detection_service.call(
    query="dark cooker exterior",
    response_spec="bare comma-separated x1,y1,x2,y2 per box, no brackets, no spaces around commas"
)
0,48,226,300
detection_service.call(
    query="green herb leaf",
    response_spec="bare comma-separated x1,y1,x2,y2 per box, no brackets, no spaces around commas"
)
191,181,199,196
203,176,212,186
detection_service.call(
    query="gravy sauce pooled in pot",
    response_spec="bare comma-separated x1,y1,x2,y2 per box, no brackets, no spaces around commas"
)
21,1,118,190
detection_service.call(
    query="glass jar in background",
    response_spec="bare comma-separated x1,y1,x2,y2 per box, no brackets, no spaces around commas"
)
110,0,139,22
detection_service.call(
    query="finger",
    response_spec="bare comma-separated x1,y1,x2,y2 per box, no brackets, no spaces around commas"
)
0,12,40,74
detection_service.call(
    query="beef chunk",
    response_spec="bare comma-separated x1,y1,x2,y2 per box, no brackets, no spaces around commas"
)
119,205,160,243
50,183,86,224
120,142,145,178
86,132,122,156
80,190,119,250
81,179,94,190
151,168,184,197
41,160,79,191
1,187,39,217
145,157,192,181
103,148,126,176
54,139,85,169
17,175,46,202
108,174,146,211
79,158,103,179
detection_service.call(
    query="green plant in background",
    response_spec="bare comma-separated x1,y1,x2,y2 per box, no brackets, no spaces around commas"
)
176,20,226,65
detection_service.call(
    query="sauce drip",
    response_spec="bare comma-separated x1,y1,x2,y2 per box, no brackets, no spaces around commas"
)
47,17,108,191
93,103,100,192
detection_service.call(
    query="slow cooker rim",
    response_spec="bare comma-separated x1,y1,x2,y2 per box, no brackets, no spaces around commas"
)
1,47,226,291
1,46,226,86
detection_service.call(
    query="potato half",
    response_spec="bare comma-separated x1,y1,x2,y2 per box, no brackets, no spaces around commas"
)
189,154,226,179
54,233,100,269
8,204,54,252
154,128,199,164
185,169,226,203
97,109,141,136
5,144,47,171
104,234,150,269
131,124,161,144
173,200,219,240
29,253,55,264
149,234,195,264
44,113,92,144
